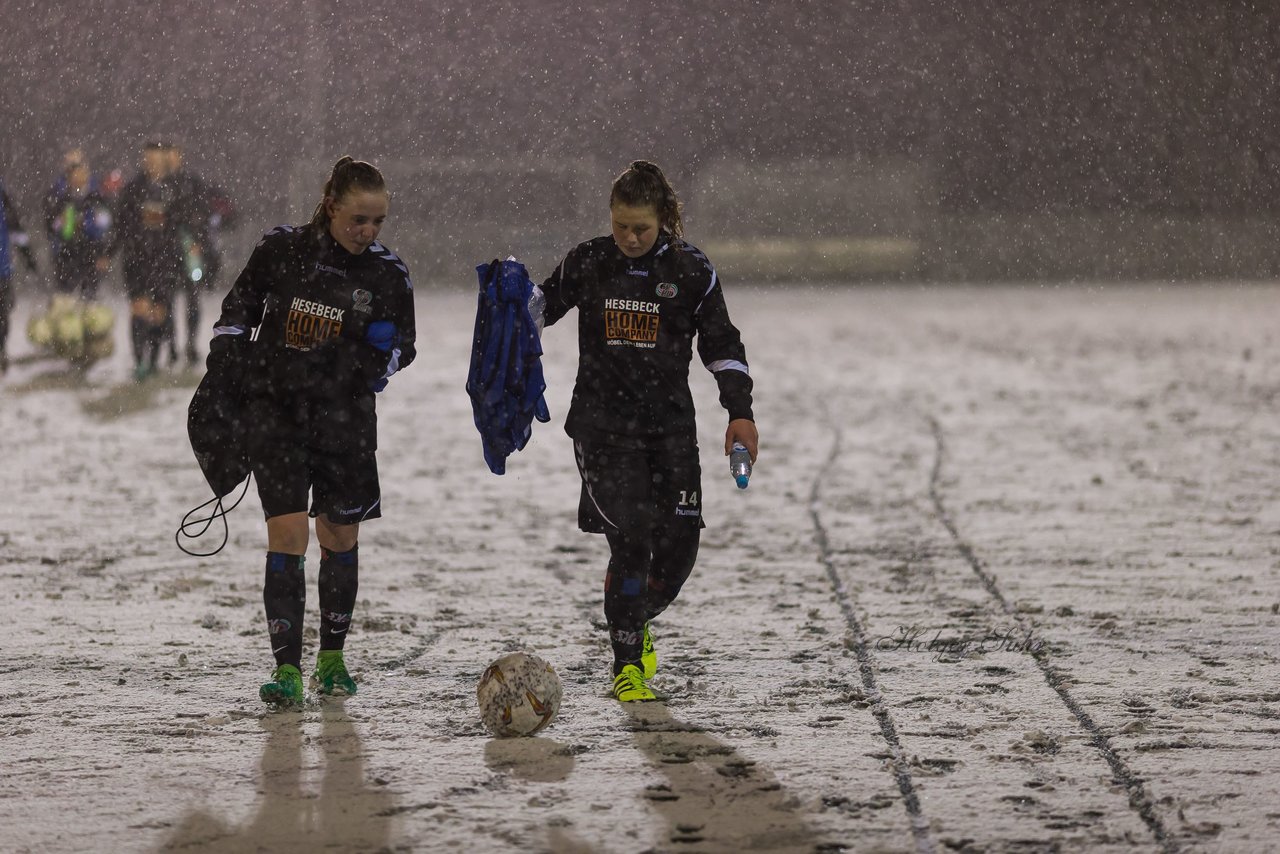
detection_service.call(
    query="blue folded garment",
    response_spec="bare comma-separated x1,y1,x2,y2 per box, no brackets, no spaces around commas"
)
466,258,551,474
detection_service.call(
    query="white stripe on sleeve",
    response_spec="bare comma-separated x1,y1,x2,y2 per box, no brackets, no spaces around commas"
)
705,358,749,375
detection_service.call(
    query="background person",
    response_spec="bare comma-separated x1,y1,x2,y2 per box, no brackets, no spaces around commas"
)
43,148,113,300
533,160,759,702
163,142,225,366
0,175,38,374
204,156,416,708
113,140,187,380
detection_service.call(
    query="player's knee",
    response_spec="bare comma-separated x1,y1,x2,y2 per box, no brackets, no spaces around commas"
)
654,525,699,561
266,512,310,554
317,516,359,552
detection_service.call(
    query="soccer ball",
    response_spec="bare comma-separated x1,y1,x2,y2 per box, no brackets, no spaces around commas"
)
477,652,563,738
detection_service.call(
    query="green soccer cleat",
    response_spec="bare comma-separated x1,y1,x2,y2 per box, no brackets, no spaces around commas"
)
260,664,305,708
310,650,357,696
613,664,656,702
641,621,657,680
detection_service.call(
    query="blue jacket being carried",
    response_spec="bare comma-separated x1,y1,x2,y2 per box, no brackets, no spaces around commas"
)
467,258,550,474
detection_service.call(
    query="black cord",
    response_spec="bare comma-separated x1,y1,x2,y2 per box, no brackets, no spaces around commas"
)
175,474,253,557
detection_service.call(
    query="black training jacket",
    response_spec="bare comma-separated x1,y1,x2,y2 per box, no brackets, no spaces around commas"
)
540,232,753,448
212,223,417,453
113,174,190,295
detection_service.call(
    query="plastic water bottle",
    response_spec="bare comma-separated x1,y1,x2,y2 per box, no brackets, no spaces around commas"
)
730,442,752,489
180,231,204,283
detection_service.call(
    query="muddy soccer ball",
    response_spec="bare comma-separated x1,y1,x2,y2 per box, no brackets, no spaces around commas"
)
476,652,562,738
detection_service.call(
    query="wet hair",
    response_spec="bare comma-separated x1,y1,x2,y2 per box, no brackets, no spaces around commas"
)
310,156,387,227
610,160,684,239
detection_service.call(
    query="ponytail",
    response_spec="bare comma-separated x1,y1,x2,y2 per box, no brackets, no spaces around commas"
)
610,160,684,239
310,156,387,227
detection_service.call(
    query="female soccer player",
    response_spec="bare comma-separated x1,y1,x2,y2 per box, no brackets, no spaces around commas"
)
534,160,759,701
206,157,416,707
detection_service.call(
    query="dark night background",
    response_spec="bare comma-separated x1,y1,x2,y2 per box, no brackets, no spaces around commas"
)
3,0,1278,280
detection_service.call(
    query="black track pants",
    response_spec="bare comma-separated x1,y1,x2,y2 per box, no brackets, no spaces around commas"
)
575,439,702,667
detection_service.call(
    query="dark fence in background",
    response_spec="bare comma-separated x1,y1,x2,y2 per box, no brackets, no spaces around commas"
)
7,156,1278,293
4,3,1276,286
274,157,1280,285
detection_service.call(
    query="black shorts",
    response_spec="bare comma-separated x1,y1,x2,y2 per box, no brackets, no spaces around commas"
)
573,439,705,536
252,437,381,525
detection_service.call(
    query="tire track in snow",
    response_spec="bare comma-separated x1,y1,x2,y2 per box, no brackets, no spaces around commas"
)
926,414,1178,854
809,425,936,854
376,628,444,671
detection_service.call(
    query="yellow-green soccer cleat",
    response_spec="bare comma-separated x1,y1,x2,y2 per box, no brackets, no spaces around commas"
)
612,664,656,702
641,621,657,680
310,650,357,696
259,664,305,708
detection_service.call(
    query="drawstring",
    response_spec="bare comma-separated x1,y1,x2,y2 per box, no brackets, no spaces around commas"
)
175,474,253,557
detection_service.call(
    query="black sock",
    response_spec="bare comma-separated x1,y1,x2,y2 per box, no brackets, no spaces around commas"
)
130,316,147,365
264,551,305,668
319,544,359,651
612,651,645,677
146,325,163,368
605,532,649,673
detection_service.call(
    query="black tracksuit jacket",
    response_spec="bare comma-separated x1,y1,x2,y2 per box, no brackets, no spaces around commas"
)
212,223,417,454
540,232,753,448
113,174,191,299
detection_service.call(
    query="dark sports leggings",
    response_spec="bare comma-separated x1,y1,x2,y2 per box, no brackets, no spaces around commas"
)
576,440,703,667
604,526,700,664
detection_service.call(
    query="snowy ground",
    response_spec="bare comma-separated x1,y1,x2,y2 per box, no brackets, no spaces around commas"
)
2,281,1279,854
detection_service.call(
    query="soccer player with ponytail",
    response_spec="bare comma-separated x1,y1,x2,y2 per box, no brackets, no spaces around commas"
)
205,157,416,707
533,160,759,702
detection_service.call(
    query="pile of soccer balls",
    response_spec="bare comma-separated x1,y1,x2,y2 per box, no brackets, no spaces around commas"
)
27,294,115,365
476,652,562,738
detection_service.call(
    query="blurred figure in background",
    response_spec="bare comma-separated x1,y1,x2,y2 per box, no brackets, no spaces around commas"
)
22,150,118,369
163,142,218,366
114,140,187,381
43,148,113,300
203,180,238,286
99,167,125,202
165,144,237,287
0,174,39,374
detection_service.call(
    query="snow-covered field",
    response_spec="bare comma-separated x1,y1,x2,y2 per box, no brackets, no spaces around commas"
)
2,281,1278,853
